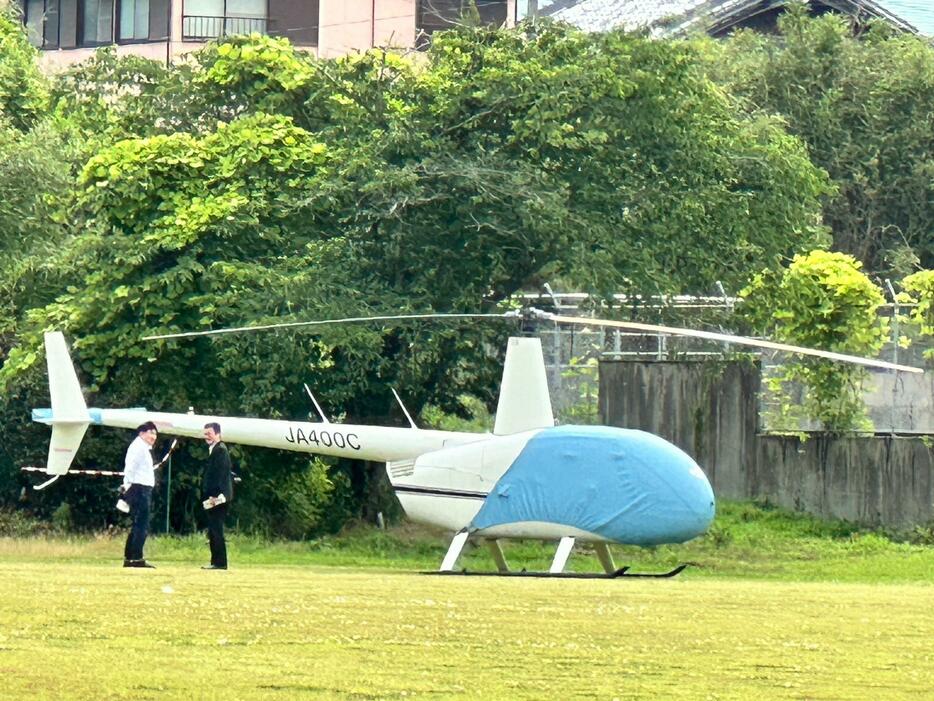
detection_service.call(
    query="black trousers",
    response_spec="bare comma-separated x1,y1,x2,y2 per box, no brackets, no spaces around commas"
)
123,485,152,561
206,502,228,568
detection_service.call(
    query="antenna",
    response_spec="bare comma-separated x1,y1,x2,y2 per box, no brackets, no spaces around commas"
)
391,388,418,429
304,383,331,423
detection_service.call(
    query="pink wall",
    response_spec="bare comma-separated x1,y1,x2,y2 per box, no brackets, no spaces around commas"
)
317,0,415,59
36,0,516,70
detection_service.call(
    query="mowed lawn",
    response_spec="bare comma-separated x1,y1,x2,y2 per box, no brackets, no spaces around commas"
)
1,554,933,700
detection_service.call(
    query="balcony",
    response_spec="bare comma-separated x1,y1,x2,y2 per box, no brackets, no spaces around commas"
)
182,14,268,40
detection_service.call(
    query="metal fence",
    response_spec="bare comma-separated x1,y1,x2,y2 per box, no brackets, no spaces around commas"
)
528,287,934,433
182,14,268,40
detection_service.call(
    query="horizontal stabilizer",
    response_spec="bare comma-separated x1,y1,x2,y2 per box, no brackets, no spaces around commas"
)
46,423,89,475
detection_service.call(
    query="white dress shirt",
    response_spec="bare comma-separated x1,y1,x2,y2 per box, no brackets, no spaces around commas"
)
123,436,155,488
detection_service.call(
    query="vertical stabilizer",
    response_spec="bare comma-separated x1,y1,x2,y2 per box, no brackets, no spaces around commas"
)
43,332,90,475
493,337,554,436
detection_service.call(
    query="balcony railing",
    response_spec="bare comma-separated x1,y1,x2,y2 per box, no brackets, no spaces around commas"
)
182,14,268,40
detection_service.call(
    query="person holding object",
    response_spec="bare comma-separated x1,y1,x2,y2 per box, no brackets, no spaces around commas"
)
202,422,233,570
122,421,159,568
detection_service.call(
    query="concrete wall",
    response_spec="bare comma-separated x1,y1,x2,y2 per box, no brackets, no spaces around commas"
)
600,360,934,528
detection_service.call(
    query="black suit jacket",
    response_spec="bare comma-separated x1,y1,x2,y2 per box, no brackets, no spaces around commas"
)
202,441,233,502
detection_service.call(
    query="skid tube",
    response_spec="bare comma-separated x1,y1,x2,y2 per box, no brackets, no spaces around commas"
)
425,564,689,579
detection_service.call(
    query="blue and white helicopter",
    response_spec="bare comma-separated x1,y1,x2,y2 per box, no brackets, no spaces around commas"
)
29,310,921,577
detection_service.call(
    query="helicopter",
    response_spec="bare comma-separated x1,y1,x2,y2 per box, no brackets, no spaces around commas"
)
26,309,923,577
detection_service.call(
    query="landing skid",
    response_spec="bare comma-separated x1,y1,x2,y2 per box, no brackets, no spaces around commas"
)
435,530,689,579
426,565,689,579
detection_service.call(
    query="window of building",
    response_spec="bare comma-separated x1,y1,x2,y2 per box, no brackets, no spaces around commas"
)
267,0,317,46
22,0,178,48
21,0,79,49
183,0,267,39
23,0,60,48
80,0,114,46
416,0,507,47
515,0,557,21
24,0,46,46
118,0,148,40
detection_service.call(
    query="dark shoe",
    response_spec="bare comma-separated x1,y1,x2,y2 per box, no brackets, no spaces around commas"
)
201,565,227,570
124,559,155,568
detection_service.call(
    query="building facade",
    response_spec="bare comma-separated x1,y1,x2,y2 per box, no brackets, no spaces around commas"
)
16,0,515,69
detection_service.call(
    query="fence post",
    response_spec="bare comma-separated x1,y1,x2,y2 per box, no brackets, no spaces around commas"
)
884,279,899,434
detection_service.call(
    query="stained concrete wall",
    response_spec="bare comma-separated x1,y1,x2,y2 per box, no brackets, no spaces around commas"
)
599,360,934,528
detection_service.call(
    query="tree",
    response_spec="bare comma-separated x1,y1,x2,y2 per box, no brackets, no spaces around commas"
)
0,3,47,131
705,7,934,278
741,250,889,432
897,269,934,362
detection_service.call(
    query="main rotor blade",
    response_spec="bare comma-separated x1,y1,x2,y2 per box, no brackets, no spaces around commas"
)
552,314,924,374
142,312,512,341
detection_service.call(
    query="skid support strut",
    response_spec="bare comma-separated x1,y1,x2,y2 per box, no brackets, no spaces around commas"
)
549,536,576,574
439,530,470,572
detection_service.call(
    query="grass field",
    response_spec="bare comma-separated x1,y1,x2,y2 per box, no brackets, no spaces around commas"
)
1,502,933,700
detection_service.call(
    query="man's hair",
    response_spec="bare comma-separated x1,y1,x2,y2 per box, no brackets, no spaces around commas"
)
137,421,157,434
204,422,222,434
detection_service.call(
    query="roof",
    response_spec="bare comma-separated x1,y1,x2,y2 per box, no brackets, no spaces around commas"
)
538,0,928,37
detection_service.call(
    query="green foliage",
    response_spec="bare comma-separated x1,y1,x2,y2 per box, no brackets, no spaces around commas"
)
742,250,888,432
421,394,492,433
0,3,48,131
236,458,335,539
558,356,600,425
898,270,934,360
195,34,316,117
0,507,49,536
50,501,72,532
706,7,934,278
0,119,75,337
408,23,830,297
49,48,172,149
1,112,334,384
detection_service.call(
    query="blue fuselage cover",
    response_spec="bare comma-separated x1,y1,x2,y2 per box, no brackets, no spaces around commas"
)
469,425,715,545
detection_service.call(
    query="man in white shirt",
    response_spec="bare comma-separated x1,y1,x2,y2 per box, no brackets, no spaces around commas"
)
122,422,158,568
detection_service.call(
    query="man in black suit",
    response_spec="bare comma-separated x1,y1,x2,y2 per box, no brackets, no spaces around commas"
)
202,422,233,570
